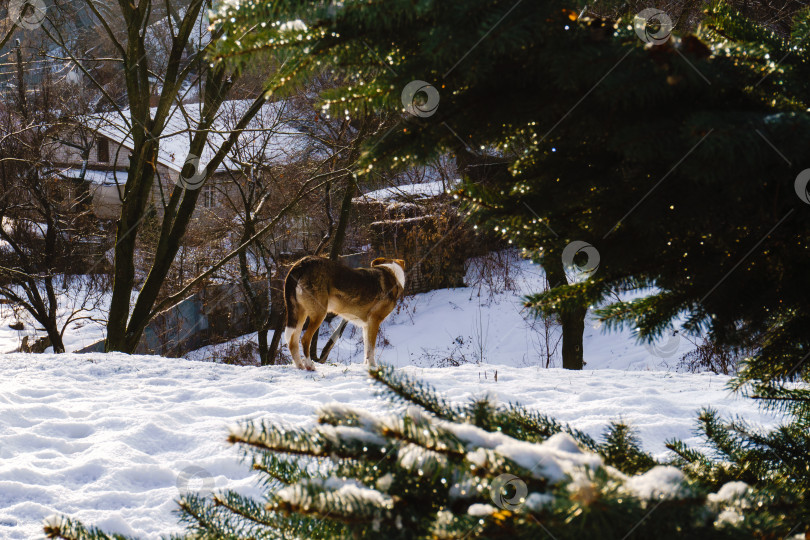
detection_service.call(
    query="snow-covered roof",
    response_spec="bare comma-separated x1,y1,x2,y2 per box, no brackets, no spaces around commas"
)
61,168,129,186
87,99,308,174
370,215,434,227
358,180,457,203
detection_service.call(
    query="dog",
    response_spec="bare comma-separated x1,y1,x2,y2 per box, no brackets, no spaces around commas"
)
283,256,406,370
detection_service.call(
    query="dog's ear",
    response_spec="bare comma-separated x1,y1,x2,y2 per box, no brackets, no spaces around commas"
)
371,257,387,267
394,259,406,269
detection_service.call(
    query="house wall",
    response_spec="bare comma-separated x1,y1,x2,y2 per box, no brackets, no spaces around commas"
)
89,183,125,220
80,165,179,220
50,134,247,222
48,135,131,170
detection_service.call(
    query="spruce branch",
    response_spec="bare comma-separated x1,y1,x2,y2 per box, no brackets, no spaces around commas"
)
369,366,462,421
44,516,134,540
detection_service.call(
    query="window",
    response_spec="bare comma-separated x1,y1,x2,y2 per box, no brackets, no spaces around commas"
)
97,138,109,163
202,184,216,208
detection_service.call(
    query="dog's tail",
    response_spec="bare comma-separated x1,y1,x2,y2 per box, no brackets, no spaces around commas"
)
284,271,298,329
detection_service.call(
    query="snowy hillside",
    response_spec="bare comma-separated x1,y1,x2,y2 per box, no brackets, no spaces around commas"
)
0,354,782,539
1,256,696,370
189,256,697,370
0,255,763,537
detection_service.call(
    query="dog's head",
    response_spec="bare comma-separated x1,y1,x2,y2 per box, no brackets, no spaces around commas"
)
371,257,406,271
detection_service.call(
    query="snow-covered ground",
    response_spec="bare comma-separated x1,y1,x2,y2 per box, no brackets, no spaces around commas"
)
0,354,781,539
0,255,765,538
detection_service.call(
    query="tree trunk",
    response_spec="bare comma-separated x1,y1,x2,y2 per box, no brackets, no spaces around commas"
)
267,317,284,365
105,64,265,353
450,147,589,369
318,319,348,364
44,323,65,354
328,179,356,261
267,315,284,365
236,211,273,366
105,147,160,352
265,275,285,365
309,178,357,360
544,256,587,370
257,328,269,365
559,304,587,370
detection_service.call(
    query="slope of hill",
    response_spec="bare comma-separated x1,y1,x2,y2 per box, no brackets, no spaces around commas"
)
189,255,697,371
1,255,697,370
0,353,781,539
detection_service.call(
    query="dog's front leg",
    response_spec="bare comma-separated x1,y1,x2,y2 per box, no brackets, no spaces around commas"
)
363,319,380,368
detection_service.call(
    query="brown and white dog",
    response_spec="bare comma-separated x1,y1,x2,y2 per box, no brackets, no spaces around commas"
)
283,256,406,370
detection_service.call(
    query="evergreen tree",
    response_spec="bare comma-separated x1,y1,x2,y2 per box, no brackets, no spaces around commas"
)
210,0,810,405
44,367,808,538
209,0,810,376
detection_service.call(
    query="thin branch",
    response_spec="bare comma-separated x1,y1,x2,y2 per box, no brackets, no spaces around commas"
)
148,170,344,318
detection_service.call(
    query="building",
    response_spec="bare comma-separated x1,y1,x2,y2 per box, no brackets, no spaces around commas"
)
49,99,308,220
351,180,481,294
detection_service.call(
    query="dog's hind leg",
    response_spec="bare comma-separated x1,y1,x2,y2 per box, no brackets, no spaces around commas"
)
284,268,310,370
286,317,307,369
300,311,325,371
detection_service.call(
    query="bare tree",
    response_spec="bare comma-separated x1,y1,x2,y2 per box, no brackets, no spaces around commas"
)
212,99,306,365
21,0,264,351
210,84,394,364
283,78,400,361
34,0,403,354
0,40,108,353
